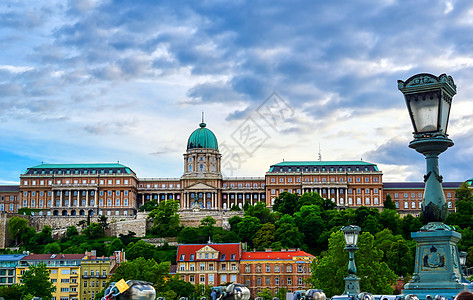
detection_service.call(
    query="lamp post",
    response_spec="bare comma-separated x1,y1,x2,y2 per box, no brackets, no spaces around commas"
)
460,252,468,278
341,225,361,296
399,73,468,298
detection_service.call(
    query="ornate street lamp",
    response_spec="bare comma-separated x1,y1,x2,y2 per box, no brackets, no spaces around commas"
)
398,73,456,223
341,225,361,296
399,73,468,298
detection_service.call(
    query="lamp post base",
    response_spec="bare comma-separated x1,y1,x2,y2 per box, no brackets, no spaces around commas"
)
402,227,470,298
344,274,360,296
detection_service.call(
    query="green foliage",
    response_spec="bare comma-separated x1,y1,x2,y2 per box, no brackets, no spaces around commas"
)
8,216,29,245
379,209,402,235
275,287,287,300
309,231,396,297
20,262,56,299
111,257,170,288
82,222,105,239
230,204,241,211
148,199,181,237
294,205,325,250
200,216,216,240
245,201,277,224
118,231,137,246
66,225,79,237
252,223,276,250
161,275,196,299
106,238,125,256
0,284,23,300
273,192,299,215
17,208,44,215
386,239,414,276
228,216,243,232
384,194,397,210
237,216,262,247
258,288,273,300
140,199,159,211
44,242,61,254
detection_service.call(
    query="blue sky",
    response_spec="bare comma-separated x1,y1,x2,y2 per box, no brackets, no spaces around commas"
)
2,0,473,184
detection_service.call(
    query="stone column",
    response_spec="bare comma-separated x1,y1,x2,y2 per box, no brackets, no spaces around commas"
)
69,190,72,207
86,190,89,207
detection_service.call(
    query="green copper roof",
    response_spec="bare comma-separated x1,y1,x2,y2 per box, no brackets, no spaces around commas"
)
28,163,128,169
24,163,134,175
269,161,379,172
187,122,218,150
272,161,376,167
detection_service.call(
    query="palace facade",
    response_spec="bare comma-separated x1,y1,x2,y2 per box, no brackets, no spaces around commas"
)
0,121,466,217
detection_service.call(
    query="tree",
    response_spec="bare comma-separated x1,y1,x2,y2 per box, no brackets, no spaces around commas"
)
125,240,158,261
237,216,262,247
309,231,396,297
245,202,276,224
162,275,196,299
106,238,125,256
275,287,287,300
379,209,401,235
65,225,79,238
446,182,473,229
258,288,273,300
118,231,137,246
148,199,181,237
178,227,204,244
273,192,299,215
294,205,325,250
275,222,304,249
8,216,28,245
82,222,104,239
384,194,397,210
252,223,276,250
111,257,170,288
44,242,61,254
0,284,22,300
20,262,56,299
386,239,414,276
200,216,216,240
228,216,243,233
98,215,109,235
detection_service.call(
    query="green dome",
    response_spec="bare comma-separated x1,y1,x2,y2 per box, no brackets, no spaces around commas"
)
187,122,218,150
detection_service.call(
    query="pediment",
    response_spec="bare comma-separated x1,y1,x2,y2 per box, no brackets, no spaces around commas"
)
186,182,217,190
197,245,219,253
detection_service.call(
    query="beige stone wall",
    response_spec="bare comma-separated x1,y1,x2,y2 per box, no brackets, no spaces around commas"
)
0,210,244,249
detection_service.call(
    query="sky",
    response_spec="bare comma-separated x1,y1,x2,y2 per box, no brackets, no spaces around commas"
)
2,0,473,184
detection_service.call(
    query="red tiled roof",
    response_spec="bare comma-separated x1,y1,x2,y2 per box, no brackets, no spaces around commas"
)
177,243,241,262
21,254,86,260
240,250,314,261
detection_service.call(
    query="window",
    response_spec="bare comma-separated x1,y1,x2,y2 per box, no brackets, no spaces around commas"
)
209,274,214,282
412,202,416,208
266,277,270,285
404,202,408,209
221,275,227,283
257,278,262,285
287,278,292,285
257,265,262,273
245,265,251,273
221,264,226,271
200,264,205,271
180,254,185,261
200,275,205,283
298,277,303,285
231,264,236,270
287,265,292,272
209,264,214,270
231,254,236,260
266,265,271,272
298,265,303,272
404,193,408,198
190,254,194,261
275,278,280,285
190,276,195,282
275,265,279,272
190,264,195,271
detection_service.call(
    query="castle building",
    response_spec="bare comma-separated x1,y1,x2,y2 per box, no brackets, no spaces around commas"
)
0,120,466,217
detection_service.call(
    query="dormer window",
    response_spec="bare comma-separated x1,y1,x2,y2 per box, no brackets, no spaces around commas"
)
221,254,226,261
231,254,236,260
180,254,185,261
